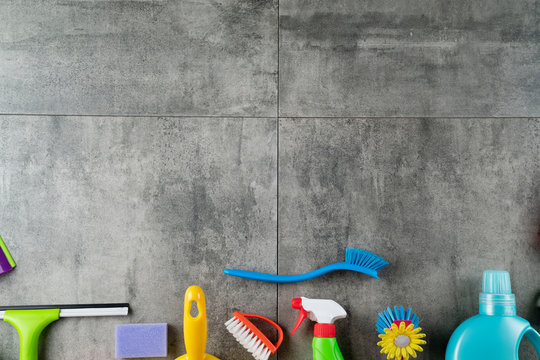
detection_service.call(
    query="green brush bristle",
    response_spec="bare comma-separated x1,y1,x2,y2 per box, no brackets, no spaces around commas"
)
345,248,389,270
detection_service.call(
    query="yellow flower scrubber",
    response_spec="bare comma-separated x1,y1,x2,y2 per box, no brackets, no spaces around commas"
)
376,306,427,360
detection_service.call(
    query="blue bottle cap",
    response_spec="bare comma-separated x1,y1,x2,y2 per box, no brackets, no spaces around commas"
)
482,270,512,294
480,270,516,316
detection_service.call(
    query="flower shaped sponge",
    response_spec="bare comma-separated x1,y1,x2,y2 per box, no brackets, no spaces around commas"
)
377,321,426,360
376,306,426,360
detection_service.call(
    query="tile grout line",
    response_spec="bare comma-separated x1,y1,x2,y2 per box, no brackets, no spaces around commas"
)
276,117,280,360
0,113,277,119
276,0,280,358
0,113,535,120
277,116,537,119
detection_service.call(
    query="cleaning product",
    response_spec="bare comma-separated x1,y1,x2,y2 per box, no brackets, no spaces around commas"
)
176,285,220,360
291,297,347,360
0,235,16,276
225,248,389,283
225,312,284,360
116,323,168,358
0,303,129,360
376,306,426,360
446,270,540,359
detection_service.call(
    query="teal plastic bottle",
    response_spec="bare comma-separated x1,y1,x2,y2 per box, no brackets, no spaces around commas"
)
446,270,540,360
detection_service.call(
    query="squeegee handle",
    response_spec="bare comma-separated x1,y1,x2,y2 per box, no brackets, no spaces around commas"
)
3,309,60,360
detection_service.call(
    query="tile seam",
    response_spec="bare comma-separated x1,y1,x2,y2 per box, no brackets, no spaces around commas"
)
276,0,280,357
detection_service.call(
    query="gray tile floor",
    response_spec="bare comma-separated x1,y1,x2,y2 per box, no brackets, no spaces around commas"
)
0,1,538,360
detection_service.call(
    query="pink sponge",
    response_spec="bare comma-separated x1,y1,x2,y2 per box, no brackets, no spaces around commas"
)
115,323,167,358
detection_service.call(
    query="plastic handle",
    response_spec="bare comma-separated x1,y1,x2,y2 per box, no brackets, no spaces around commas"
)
238,313,285,351
183,286,208,360
176,286,221,360
0,235,16,268
224,263,378,283
525,326,540,356
3,309,60,360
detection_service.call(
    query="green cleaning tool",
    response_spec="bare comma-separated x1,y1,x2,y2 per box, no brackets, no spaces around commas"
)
0,235,16,276
0,303,129,360
291,297,347,360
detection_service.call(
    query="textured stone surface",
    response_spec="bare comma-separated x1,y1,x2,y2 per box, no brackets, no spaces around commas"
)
278,118,540,359
0,0,277,116
279,0,540,117
0,116,277,360
1,0,539,359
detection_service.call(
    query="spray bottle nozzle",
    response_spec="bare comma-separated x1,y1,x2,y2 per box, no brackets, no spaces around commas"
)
290,297,347,336
291,298,308,335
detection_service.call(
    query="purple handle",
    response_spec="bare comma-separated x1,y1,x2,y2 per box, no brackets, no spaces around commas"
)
0,249,14,275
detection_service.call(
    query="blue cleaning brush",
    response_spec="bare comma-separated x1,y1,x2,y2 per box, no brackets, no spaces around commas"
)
376,306,420,334
224,248,389,283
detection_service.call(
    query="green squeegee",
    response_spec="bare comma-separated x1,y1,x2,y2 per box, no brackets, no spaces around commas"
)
0,303,129,360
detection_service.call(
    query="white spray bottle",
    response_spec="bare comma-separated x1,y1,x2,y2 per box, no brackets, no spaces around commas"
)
291,297,347,360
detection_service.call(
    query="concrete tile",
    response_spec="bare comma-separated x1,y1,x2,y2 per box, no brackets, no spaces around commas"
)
278,118,540,359
279,0,540,117
0,0,277,116
0,116,277,360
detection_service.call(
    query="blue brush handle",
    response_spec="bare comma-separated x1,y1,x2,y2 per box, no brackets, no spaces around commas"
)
224,262,379,283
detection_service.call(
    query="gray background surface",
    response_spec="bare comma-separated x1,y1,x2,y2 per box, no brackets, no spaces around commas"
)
0,1,539,360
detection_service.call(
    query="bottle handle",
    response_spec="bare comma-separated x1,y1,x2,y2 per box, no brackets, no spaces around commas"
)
525,326,540,356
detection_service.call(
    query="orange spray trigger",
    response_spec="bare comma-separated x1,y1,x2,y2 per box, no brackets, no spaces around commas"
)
291,298,308,335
